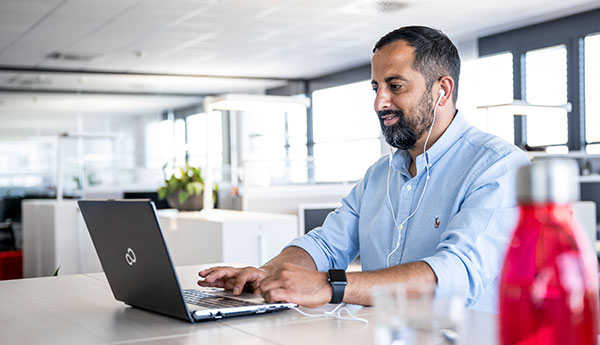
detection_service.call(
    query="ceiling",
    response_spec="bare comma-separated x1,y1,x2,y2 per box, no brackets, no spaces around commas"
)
0,0,599,120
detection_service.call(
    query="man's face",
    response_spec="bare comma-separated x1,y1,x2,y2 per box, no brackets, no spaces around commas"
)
371,40,434,150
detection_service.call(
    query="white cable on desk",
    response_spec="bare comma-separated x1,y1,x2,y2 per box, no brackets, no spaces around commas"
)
292,303,369,324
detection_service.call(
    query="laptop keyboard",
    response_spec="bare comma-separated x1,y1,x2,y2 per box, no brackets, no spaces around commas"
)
183,289,258,309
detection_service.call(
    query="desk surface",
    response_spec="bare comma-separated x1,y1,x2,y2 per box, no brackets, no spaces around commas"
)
0,264,496,345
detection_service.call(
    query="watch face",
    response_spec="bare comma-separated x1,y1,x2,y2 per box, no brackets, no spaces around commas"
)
328,269,347,282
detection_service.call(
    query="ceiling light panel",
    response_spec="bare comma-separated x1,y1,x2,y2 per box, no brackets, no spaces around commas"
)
0,93,204,119
348,0,409,14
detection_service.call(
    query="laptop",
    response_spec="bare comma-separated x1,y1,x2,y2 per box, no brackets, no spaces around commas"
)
78,199,297,322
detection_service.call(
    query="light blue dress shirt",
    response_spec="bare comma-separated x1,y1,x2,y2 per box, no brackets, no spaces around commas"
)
287,111,530,312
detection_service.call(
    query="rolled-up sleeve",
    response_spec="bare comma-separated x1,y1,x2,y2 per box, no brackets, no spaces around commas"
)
422,149,527,308
285,175,367,272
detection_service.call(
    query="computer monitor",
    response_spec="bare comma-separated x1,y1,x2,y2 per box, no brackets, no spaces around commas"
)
297,203,340,236
123,191,170,209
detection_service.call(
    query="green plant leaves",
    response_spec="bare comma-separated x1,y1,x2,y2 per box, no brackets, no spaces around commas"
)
157,186,167,199
177,190,189,205
186,181,203,196
158,164,209,205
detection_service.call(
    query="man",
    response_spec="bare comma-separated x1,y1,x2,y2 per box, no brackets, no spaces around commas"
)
198,26,529,312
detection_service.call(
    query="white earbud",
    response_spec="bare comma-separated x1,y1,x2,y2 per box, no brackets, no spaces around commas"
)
439,89,445,98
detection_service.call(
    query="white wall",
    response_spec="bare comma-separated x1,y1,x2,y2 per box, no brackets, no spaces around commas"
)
456,37,480,62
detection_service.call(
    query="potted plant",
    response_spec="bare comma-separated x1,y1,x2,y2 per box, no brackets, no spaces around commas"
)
157,164,217,211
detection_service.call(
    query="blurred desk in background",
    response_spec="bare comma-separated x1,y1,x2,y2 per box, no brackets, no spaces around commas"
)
157,209,297,267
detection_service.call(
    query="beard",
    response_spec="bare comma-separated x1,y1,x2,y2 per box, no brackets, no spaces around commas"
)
378,91,435,150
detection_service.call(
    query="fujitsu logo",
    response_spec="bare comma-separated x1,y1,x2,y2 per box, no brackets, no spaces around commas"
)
125,248,137,266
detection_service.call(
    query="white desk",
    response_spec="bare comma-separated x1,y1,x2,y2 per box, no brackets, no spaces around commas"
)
0,263,497,345
22,200,102,277
157,209,298,267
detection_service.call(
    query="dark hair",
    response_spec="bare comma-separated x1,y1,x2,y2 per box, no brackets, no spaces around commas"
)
373,26,460,104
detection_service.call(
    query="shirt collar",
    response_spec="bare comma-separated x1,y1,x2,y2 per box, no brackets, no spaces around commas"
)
391,110,470,177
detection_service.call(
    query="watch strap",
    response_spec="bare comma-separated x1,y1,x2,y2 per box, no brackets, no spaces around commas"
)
328,269,347,304
330,281,345,304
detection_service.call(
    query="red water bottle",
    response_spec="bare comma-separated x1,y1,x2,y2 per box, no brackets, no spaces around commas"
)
499,159,599,345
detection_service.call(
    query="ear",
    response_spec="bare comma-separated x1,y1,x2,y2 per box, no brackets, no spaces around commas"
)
436,76,454,107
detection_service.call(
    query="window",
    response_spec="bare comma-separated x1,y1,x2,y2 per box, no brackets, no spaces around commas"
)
174,119,186,167
187,112,223,172
238,107,307,186
524,45,568,149
155,112,224,183
587,144,600,154
477,9,600,152
156,118,175,169
458,52,514,144
312,80,381,183
0,138,56,189
585,33,600,149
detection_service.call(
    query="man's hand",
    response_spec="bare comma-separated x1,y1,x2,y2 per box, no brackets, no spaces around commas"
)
197,247,322,302
198,266,269,295
259,263,332,308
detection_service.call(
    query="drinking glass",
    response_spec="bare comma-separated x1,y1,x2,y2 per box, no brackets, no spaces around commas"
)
372,283,464,345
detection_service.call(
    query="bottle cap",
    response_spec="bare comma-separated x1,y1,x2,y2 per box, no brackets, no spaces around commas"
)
517,158,579,204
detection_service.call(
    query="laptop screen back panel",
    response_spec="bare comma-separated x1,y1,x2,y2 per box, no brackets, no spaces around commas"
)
78,200,193,322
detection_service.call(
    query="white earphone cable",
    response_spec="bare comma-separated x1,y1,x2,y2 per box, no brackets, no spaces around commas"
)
385,91,444,267
293,303,369,324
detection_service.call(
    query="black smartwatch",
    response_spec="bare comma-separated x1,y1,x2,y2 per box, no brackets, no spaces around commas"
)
327,269,347,304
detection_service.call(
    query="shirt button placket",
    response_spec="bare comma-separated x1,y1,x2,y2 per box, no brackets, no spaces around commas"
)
393,183,414,265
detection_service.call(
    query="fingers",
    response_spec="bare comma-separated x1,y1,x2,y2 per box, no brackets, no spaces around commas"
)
259,274,288,295
249,280,262,294
197,266,241,288
262,288,290,304
198,267,216,277
197,266,267,295
199,266,239,281
198,266,224,278
199,266,240,283
232,268,267,295
197,279,226,288
259,271,293,303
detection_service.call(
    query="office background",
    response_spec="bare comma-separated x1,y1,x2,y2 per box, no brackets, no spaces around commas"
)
0,1,599,274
